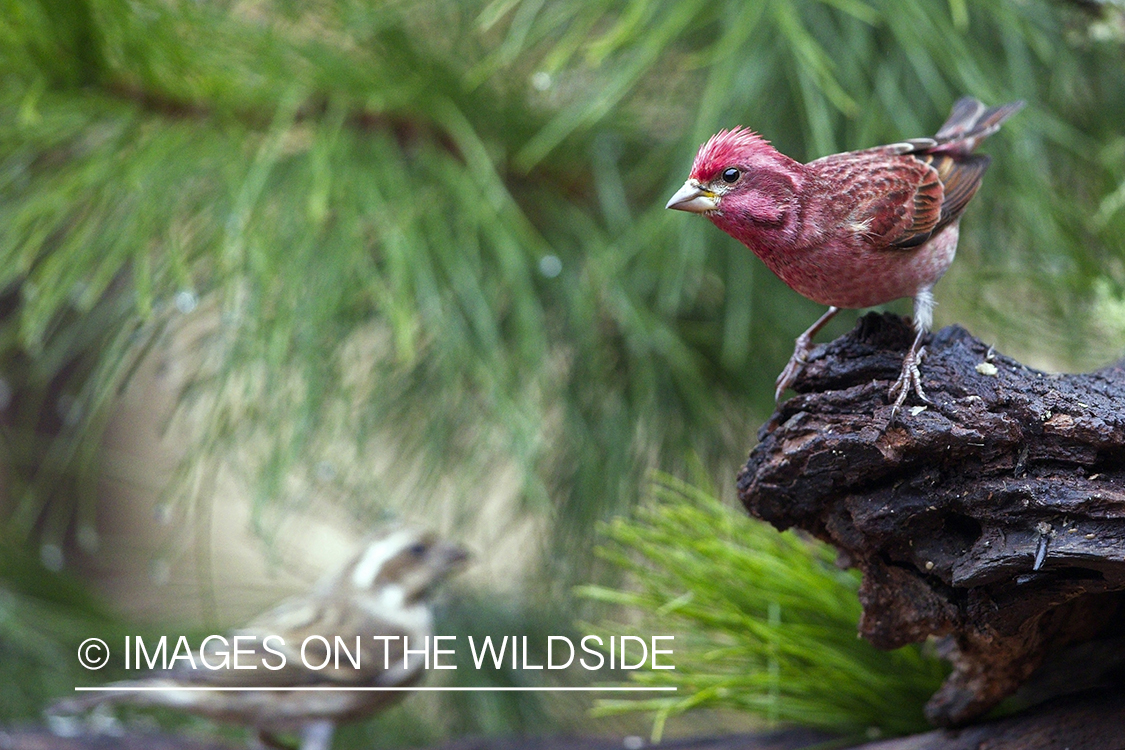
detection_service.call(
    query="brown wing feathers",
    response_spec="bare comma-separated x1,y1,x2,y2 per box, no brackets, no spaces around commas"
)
883,96,1022,249
881,150,991,251
924,152,991,225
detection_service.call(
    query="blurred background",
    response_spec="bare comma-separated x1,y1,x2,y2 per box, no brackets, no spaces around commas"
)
1,0,1124,746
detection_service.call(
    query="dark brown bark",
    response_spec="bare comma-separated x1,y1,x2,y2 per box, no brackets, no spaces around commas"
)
737,313,1125,726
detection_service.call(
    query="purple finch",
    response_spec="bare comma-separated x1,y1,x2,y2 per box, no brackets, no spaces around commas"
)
667,97,1023,418
50,526,469,750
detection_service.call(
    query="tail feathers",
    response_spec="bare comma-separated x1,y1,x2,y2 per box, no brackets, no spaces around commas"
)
933,97,1024,152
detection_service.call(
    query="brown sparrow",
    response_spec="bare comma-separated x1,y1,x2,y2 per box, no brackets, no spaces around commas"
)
49,526,469,750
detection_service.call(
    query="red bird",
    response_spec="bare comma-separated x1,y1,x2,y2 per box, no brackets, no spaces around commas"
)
667,97,1023,418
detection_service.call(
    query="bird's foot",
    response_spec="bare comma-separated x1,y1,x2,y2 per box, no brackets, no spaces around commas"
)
775,338,813,403
775,306,841,404
887,345,930,422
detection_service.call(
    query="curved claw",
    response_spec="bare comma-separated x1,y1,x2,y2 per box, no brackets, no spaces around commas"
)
775,306,840,404
774,350,809,403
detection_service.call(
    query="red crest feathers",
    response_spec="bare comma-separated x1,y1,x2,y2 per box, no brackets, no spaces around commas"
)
690,127,772,182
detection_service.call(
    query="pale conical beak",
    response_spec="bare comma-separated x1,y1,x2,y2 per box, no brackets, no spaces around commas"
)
666,180,719,213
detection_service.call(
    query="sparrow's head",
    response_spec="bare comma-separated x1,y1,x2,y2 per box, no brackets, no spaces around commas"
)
666,127,802,229
338,526,469,604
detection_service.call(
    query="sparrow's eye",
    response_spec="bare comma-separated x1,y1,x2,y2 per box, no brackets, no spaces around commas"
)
721,168,740,184
408,542,428,557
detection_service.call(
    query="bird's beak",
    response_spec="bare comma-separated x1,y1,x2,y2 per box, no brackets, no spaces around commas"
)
666,180,718,213
437,543,471,575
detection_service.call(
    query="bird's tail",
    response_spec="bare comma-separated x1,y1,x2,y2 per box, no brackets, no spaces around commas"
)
933,97,1025,153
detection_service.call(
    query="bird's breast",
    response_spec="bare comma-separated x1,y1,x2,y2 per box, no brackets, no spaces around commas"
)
751,222,961,309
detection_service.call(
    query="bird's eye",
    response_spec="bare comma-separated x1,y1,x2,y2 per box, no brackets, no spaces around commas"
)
408,542,428,557
721,168,740,184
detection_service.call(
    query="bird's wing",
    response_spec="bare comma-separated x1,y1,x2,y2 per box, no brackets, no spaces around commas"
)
158,597,410,689
160,626,323,688
814,147,991,250
915,152,991,226
811,151,944,250
247,595,414,687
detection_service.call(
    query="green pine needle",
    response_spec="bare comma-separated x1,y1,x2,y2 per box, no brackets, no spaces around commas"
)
580,474,947,741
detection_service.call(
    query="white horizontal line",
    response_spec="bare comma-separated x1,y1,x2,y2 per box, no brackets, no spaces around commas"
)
75,686,676,692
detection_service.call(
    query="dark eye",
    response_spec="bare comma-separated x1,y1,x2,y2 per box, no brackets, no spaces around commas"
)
408,542,428,557
721,168,740,184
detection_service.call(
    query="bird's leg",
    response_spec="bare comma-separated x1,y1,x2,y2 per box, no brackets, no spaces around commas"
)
299,721,335,750
775,306,840,402
888,289,935,421
887,328,929,420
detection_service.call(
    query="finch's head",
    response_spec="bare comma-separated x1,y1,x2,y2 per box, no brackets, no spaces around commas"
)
689,127,776,185
666,127,801,230
338,526,469,603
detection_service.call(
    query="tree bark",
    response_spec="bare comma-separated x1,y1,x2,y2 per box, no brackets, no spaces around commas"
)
737,313,1125,726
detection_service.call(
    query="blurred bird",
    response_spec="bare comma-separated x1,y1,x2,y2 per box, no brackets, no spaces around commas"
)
667,97,1023,419
50,526,469,750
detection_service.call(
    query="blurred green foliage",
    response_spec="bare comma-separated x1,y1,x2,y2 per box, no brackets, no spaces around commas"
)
0,0,1123,741
579,475,948,740
0,536,120,717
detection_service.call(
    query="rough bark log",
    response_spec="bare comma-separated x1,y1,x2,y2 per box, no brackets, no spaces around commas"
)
736,313,1125,726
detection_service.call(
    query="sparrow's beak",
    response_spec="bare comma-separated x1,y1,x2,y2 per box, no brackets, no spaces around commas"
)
666,180,718,213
